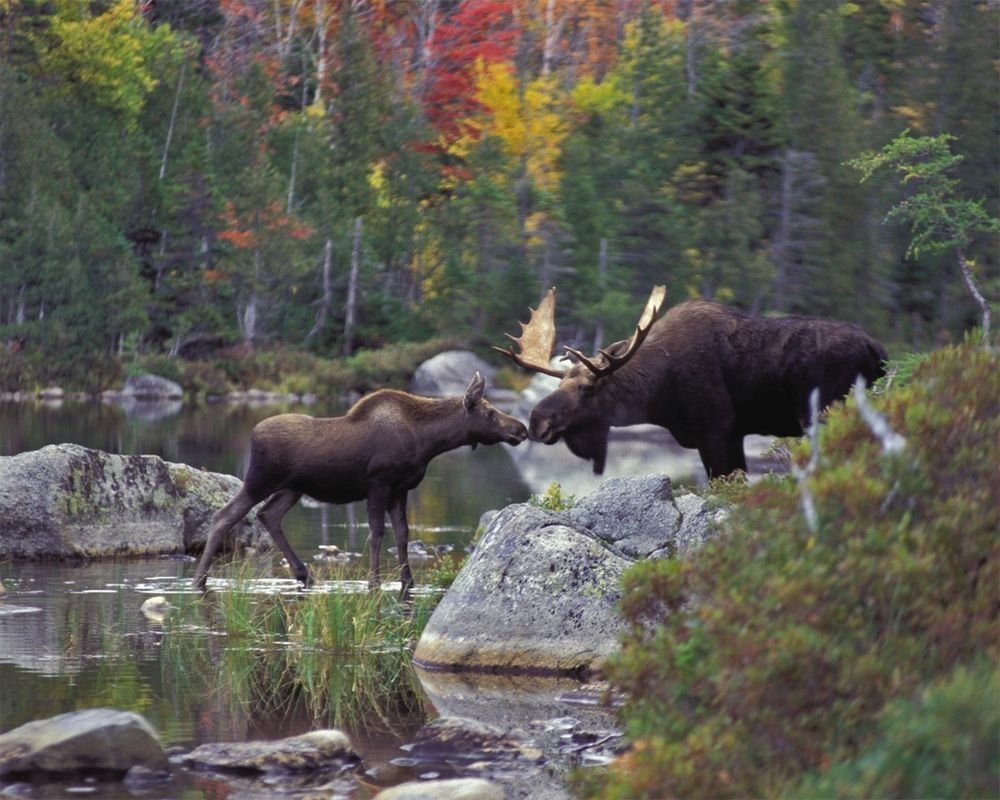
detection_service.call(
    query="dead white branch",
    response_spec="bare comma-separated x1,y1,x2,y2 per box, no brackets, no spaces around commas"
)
792,387,821,534
853,376,906,455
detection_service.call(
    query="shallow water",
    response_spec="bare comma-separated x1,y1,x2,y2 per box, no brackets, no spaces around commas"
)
0,396,735,797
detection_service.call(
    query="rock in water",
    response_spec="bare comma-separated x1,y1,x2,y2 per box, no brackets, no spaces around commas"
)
374,777,506,800
0,444,269,559
414,475,727,675
0,709,168,776
180,730,358,773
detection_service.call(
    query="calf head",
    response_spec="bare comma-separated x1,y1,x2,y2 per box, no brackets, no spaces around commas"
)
462,372,528,448
495,286,666,474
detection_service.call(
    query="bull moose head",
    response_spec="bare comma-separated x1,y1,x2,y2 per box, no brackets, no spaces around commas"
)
494,285,666,474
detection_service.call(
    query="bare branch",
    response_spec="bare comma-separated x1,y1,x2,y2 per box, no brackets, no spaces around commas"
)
791,387,821,534
853,376,906,455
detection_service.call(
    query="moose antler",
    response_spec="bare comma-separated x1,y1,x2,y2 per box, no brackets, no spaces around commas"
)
496,285,667,379
493,287,568,378
564,285,666,377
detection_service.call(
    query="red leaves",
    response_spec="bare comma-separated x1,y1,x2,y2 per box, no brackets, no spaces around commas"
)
422,1,520,142
218,201,314,250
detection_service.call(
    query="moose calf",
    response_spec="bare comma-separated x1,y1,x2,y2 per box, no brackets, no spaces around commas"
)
496,286,887,479
191,373,527,591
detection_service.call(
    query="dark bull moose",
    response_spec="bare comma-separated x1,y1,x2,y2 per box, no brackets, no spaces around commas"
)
496,286,887,479
192,373,527,591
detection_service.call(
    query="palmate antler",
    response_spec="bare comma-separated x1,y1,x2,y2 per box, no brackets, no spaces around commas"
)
495,285,667,378
492,287,567,378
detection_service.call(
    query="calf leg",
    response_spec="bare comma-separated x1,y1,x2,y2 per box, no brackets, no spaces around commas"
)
388,491,414,597
192,487,258,589
257,490,309,585
366,489,390,591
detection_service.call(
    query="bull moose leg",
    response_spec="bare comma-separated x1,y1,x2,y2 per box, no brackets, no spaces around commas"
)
697,431,747,480
257,490,310,585
726,434,748,475
192,487,259,589
697,435,729,480
388,490,414,597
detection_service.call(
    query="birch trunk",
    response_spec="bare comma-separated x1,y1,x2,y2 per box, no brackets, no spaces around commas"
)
343,218,362,356
957,247,991,343
307,238,334,341
160,61,185,181
592,238,608,352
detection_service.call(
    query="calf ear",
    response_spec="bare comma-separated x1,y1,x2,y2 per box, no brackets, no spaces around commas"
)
464,371,486,410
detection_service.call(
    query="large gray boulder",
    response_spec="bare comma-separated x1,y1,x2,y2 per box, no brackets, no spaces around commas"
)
121,373,184,399
414,475,726,674
0,444,269,559
0,709,168,776
409,351,496,397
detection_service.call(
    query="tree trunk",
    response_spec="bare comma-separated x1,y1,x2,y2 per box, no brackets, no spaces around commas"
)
956,247,991,344
307,237,334,341
771,150,794,311
592,237,608,352
313,0,328,105
343,217,362,356
160,61,185,181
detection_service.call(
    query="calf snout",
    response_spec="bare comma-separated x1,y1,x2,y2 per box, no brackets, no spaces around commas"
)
505,420,529,445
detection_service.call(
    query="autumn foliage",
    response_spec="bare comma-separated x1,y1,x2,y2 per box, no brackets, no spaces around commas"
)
0,1,996,385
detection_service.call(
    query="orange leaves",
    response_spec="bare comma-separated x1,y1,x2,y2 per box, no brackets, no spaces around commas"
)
218,201,314,250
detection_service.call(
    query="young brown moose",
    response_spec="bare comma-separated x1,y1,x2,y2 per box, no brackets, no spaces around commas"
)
191,373,527,591
496,286,887,479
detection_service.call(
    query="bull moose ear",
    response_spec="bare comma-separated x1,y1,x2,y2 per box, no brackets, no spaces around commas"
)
464,371,486,410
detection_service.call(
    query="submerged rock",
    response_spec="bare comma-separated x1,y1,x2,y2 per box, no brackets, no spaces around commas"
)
414,475,726,675
0,709,168,776
374,777,505,800
180,730,359,774
0,444,269,559
403,717,543,766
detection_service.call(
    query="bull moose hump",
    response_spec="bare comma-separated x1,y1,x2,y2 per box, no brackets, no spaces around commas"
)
496,286,887,479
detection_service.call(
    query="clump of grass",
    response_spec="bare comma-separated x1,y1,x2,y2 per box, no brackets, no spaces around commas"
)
164,559,443,730
530,481,576,512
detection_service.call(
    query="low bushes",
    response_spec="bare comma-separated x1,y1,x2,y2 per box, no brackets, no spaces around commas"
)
580,343,998,798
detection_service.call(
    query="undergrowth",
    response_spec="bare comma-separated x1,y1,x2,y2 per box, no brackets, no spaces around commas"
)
578,343,999,799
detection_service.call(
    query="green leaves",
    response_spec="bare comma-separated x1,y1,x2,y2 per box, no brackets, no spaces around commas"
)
849,131,1000,257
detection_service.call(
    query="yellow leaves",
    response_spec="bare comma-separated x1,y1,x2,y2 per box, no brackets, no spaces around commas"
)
471,59,568,195
570,75,628,116
39,0,175,128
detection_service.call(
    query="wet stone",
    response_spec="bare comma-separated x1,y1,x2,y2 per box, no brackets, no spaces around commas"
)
0,709,168,777
373,776,506,800
180,730,359,774
402,717,543,767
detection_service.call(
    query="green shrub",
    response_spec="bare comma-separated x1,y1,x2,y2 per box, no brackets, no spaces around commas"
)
530,481,576,512
790,661,999,800
580,344,999,799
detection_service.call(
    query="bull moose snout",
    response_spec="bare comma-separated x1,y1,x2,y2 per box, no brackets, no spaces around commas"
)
529,414,560,444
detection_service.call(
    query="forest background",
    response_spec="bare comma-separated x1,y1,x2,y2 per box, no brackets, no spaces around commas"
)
0,0,997,393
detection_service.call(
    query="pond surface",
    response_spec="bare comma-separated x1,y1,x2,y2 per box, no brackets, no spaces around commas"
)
0,396,716,797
